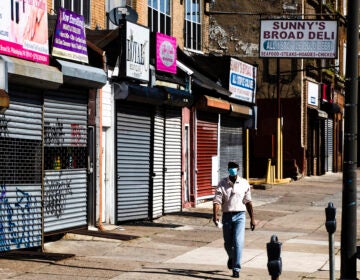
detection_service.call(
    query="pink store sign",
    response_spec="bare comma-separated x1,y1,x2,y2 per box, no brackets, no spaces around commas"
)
156,33,176,74
0,0,49,64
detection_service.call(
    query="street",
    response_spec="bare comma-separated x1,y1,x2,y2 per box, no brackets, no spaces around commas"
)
0,171,359,279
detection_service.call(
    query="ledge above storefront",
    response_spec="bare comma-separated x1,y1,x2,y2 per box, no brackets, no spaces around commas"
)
0,55,63,90
55,59,107,88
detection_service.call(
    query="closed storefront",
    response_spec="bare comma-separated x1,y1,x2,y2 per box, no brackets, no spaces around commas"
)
43,89,89,233
0,89,43,251
220,115,244,179
116,103,152,222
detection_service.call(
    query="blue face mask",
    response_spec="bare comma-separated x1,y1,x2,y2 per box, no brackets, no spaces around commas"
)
228,168,238,177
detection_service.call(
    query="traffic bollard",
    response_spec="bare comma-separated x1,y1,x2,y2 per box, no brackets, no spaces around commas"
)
325,202,336,280
267,235,282,280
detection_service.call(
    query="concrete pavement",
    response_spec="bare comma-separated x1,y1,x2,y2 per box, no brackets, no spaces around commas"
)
0,171,359,279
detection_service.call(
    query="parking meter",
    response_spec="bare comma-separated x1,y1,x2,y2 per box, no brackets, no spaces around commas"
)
267,235,282,279
325,202,336,234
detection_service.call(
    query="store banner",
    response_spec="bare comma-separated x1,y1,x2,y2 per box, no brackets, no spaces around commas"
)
229,58,257,103
156,33,176,74
0,0,49,64
52,8,88,64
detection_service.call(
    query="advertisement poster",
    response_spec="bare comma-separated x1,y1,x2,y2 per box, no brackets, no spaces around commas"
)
125,21,149,82
0,0,49,64
229,58,257,103
52,8,88,63
156,33,176,74
260,20,338,58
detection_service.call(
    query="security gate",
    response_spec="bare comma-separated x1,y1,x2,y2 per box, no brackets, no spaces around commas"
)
43,90,88,233
0,89,42,251
116,104,152,222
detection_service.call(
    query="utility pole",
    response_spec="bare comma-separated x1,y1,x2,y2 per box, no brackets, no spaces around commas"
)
341,0,358,278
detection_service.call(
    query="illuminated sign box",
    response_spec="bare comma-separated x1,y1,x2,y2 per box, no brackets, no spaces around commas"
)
0,0,49,64
156,33,176,74
260,20,338,58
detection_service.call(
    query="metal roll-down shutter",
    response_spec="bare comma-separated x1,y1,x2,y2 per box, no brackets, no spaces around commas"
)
0,89,42,251
116,104,152,222
43,90,88,233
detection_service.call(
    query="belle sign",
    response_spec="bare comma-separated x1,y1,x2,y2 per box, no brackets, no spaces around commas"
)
260,20,338,58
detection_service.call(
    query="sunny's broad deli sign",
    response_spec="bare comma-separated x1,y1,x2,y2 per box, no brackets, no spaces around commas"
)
260,20,338,58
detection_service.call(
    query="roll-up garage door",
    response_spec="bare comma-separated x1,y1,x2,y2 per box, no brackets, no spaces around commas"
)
196,111,218,199
325,119,334,172
0,89,42,251
116,104,152,222
220,116,244,179
43,90,88,233
153,109,164,219
164,107,182,213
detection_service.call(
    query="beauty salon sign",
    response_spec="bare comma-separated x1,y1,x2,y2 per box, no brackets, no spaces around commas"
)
156,33,176,74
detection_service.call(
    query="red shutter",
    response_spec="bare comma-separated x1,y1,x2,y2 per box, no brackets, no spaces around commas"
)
196,112,218,198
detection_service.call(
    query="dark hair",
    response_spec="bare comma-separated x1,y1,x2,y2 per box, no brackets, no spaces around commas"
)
228,160,239,168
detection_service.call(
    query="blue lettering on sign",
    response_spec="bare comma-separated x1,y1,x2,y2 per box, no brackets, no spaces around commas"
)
230,73,254,91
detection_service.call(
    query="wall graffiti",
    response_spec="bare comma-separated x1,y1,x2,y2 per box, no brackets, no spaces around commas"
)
0,183,40,252
0,115,10,138
44,178,72,218
71,123,86,146
44,118,65,145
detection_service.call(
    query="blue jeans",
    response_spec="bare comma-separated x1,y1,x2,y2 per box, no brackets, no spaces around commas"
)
222,211,246,272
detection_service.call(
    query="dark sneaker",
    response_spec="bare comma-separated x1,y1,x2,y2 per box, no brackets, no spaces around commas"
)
227,258,232,269
232,270,239,278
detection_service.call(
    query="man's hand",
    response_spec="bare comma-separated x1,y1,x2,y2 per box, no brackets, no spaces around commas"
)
250,218,256,231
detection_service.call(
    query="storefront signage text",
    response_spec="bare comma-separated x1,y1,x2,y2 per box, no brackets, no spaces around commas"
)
260,20,337,58
0,0,49,64
52,8,88,63
156,33,176,74
307,81,319,106
229,58,257,103
124,21,149,82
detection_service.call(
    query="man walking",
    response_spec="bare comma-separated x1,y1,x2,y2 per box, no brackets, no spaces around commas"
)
213,160,255,278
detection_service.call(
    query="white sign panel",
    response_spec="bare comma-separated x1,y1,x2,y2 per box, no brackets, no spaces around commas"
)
307,81,319,106
260,20,337,58
126,21,150,81
229,58,257,103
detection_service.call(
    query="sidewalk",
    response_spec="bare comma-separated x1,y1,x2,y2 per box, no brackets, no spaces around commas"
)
0,172,359,279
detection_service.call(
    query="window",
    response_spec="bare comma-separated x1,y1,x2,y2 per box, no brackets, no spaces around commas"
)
54,0,90,25
148,0,171,35
184,0,201,51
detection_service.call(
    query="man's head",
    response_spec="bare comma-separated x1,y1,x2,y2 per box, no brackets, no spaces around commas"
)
228,160,239,178
228,160,239,169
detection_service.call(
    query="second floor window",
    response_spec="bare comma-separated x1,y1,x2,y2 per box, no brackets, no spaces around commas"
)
53,0,90,25
185,0,201,51
148,0,171,35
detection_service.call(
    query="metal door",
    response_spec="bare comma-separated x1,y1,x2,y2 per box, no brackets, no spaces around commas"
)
196,111,218,199
116,104,152,222
152,108,164,219
220,116,244,179
325,119,334,172
43,90,88,233
164,107,182,213
0,89,42,251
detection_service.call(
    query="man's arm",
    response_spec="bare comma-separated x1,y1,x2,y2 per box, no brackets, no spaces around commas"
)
213,203,220,225
246,202,256,231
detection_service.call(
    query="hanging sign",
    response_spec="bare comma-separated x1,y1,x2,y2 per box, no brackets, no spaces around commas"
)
260,20,338,58
156,33,177,74
52,8,89,63
0,0,49,64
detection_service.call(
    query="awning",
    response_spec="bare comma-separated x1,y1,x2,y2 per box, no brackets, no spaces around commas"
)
308,107,328,119
0,55,62,89
196,95,230,113
160,86,193,107
321,101,341,115
56,59,107,88
230,102,252,117
113,82,164,105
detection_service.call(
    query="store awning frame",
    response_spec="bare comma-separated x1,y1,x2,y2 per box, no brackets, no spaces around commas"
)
196,95,230,113
56,59,107,88
0,55,62,90
230,102,253,117
113,82,164,105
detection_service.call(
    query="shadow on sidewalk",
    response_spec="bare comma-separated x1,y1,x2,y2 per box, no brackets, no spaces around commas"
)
0,249,74,262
